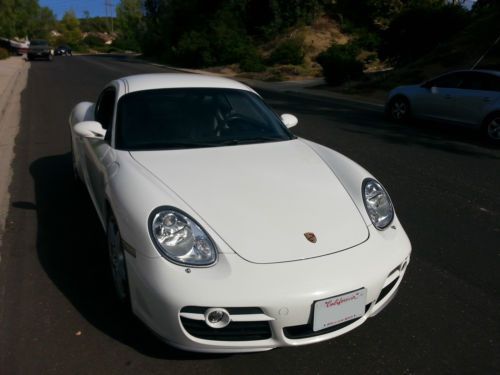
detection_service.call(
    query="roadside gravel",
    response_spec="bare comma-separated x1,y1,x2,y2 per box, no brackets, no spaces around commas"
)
0,56,29,250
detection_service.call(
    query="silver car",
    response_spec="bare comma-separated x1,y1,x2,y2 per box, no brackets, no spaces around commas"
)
386,70,500,144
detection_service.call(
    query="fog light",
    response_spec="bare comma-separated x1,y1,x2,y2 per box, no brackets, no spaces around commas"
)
204,308,231,329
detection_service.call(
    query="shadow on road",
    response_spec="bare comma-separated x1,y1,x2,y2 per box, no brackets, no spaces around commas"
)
27,152,226,360
262,91,500,158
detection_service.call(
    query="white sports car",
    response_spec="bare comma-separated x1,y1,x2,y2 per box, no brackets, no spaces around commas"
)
70,73,411,353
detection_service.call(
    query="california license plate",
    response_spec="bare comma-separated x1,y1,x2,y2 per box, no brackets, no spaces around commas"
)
313,288,366,332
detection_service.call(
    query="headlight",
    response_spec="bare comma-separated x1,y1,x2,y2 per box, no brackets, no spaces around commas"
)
149,207,217,266
362,178,394,230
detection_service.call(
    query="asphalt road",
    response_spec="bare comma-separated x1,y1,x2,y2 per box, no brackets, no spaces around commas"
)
0,55,499,375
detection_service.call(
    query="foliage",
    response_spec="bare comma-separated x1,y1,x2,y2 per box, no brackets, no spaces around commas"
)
57,11,83,47
379,4,469,64
116,0,145,51
0,0,56,39
316,44,364,85
140,0,324,67
268,36,305,65
0,47,9,60
79,17,110,33
83,34,105,48
243,0,323,39
240,47,265,72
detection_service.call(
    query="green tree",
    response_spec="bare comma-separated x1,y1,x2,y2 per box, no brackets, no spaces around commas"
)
58,10,82,47
0,0,15,37
115,0,145,51
31,7,57,39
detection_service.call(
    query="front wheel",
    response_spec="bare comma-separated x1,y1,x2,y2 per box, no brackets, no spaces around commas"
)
107,215,131,305
482,112,500,145
387,96,411,122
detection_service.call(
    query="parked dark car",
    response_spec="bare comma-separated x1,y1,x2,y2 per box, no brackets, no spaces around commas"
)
27,39,53,61
55,45,72,56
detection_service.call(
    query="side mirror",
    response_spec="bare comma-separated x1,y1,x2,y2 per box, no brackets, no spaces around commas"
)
281,113,298,129
74,121,106,139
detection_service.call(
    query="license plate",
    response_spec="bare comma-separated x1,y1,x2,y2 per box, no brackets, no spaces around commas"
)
313,288,366,332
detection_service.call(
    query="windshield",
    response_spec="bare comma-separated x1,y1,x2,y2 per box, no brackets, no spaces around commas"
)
30,40,48,46
115,88,294,150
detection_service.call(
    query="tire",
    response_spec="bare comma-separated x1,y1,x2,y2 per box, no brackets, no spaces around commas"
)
387,96,411,122
482,112,500,145
107,214,131,306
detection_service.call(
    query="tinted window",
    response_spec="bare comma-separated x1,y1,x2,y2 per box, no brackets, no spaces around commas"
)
457,72,489,91
95,88,116,130
429,73,462,88
30,40,48,46
115,88,293,150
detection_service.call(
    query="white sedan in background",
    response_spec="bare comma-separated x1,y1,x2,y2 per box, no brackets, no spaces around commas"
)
70,73,411,353
386,69,500,144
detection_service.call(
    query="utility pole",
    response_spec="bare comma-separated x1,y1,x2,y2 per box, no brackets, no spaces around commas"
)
105,0,114,34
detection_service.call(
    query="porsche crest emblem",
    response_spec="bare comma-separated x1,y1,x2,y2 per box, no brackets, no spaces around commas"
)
304,232,317,243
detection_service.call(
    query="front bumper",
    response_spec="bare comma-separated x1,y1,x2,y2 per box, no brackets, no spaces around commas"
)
125,221,411,353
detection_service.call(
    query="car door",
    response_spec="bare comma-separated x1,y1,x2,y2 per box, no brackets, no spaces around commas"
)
413,72,462,121
452,72,500,126
83,87,116,220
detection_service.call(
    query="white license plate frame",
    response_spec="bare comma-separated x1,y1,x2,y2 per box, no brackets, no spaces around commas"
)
313,288,366,332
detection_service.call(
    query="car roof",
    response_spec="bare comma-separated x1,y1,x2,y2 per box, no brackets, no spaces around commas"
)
119,73,257,95
444,69,500,77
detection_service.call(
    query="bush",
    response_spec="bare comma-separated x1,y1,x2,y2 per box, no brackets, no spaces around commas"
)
268,37,305,65
84,34,105,47
175,30,214,67
0,47,9,60
316,44,364,85
240,48,265,72
353,30,381,51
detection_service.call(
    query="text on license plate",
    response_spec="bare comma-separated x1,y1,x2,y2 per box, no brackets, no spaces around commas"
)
313,288,366,332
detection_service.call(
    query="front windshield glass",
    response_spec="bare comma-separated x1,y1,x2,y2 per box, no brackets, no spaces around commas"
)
30,40,47,46
115,88,294,150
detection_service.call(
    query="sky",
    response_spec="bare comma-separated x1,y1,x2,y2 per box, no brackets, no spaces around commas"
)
39,0,116,19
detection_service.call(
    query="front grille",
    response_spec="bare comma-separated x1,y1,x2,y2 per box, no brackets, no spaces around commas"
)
180,306,272,341
181,318,272,341
283,304,371,339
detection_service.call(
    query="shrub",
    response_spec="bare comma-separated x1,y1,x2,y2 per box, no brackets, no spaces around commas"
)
175,30,214,68
0,47,9,60
268,37,305,65
354,30,381,51
240,48,265,72
84,34,105,47
316,44,364,85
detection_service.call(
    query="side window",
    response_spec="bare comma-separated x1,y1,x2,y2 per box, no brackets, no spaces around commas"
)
458,72,488,91
481,74,500,92
95,88,116,130
430,73,462,89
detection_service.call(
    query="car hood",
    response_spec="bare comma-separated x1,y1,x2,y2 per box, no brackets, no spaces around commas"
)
131,139,369,264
